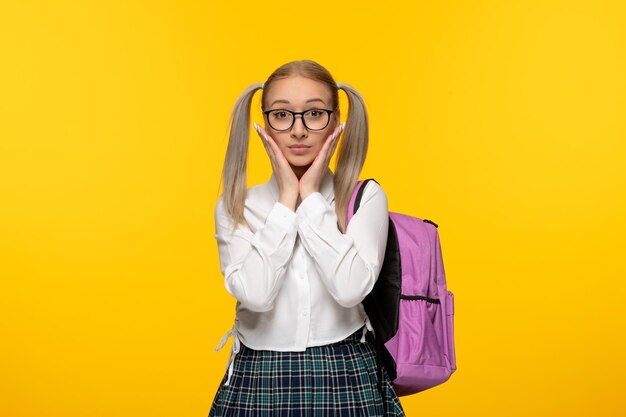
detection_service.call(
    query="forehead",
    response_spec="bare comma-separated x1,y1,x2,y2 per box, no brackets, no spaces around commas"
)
265,76,332,108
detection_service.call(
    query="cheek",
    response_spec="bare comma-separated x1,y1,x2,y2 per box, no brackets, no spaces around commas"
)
312,141,325,155
316,132,331,150
273,135,291,150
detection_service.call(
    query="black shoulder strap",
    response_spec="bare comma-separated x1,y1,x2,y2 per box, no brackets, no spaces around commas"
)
353,178,379,214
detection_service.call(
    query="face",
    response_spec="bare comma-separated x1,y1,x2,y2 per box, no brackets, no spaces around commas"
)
263,76,339,174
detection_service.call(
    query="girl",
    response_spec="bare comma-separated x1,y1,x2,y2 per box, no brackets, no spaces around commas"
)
210,60,406,416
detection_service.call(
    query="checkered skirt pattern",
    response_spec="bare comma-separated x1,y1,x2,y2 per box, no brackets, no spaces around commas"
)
208,327,405,417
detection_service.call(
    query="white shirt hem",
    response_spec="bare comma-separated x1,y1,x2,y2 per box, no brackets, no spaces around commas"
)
236,321,367,352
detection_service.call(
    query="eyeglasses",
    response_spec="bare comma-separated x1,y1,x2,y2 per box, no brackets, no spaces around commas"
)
262,108,335,131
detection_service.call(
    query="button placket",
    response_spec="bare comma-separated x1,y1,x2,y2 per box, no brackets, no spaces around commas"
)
299,252,306,279
299,250,309,315
294,245,311,348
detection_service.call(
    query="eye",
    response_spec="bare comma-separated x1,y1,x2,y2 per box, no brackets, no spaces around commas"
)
305,109,323,118
271,110,290,119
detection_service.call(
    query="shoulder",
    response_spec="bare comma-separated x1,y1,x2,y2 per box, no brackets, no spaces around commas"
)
359,179,388,205
349,179,388,218
215,181,275,230
246,181,272,203
214,194,231,227
215,181,271,213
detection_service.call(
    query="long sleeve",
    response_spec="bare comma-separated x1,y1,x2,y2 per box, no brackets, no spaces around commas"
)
295,181,389,308
214,197,298,312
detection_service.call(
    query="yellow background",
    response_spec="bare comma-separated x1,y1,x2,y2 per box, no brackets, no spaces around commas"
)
1,1,625,416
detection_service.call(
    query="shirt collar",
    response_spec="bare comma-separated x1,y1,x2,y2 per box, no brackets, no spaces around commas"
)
267,166,335,203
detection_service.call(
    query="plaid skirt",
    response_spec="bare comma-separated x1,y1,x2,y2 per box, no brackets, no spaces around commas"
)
208,327,405,417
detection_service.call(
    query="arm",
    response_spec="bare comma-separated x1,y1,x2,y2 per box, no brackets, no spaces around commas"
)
295,181,389,308
214,197,298,312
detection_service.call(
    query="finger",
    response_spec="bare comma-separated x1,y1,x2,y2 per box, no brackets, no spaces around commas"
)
257,124,294,174
310,127,337,169
253,122,269,149
331,122,345,143
328,133,340,163
265,132,291,169
319,125,342,163
255,123,278,159
254,123,280,172
331,122,345,149
323,125,340,150
324,123,345,165
313,129,336,166
257,125,284,163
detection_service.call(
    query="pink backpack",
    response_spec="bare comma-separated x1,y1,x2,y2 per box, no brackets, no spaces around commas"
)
348,178,457,396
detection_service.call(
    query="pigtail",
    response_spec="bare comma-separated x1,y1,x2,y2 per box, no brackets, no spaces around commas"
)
220,83,263,231
333,82,369,233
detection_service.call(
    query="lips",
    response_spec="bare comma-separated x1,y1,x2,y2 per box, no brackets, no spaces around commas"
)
288,145,311,155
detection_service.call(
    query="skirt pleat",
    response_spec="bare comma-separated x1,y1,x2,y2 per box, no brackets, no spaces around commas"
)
208,327,406,417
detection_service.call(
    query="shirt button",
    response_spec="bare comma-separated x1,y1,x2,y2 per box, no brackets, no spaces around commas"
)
302,311,308,317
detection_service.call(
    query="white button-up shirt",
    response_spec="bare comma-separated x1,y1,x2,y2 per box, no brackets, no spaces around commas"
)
214,167,389,351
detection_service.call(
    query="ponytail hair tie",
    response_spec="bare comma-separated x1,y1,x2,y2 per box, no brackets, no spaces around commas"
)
336,82,342,88
260,82,265,89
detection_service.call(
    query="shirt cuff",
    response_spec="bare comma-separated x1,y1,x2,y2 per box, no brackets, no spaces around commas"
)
295,191,328,219
296,191,353,255
249,201,298,253
267,201,297,227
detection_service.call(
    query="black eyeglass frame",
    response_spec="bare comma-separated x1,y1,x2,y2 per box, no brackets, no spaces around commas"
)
262,108,336,132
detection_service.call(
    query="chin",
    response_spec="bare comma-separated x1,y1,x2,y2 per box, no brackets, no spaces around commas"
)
288,158,315,167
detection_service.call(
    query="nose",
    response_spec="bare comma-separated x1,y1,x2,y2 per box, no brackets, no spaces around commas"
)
290,115,308,139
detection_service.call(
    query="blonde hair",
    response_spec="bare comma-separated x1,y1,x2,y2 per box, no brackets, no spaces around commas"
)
219,59,369,233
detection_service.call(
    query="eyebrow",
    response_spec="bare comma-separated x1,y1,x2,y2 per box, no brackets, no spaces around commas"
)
269,98,326,107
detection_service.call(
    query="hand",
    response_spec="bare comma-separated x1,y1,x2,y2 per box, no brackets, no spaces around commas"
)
253,123,299,211
299,122,346,200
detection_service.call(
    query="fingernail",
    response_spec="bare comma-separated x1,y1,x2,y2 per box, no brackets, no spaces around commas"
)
253,122,259,132
340,122,346,132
